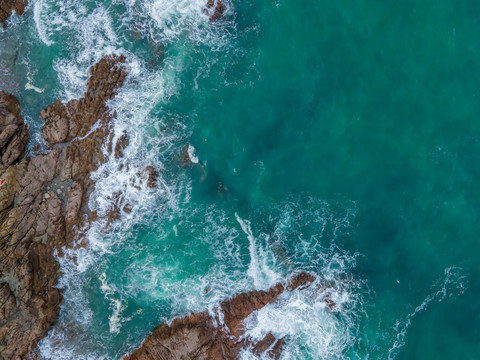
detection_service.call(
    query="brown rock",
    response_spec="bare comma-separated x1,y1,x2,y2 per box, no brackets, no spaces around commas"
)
252,333,276,356
0,0,27,25
65,181,83,224
145,166,157,188
114,131,129,159
267,337,284,360
216,0,227,14
209,0,227,22
0,92,20,117
123,272,330,360
0,54,129,359
286,271,315,291
41,102,69,145
122,204,132,214
0,92,29,173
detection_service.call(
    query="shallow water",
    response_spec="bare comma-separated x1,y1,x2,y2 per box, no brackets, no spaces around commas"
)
1,0,479,359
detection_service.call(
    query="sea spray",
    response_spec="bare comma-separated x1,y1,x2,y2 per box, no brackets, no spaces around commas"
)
236,213,280,289
34,0,237,358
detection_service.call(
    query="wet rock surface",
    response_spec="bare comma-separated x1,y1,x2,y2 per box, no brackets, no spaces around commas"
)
0,0,27,25
0,55,128,360
2,53,334,360
124,272,332,360
203,0,227,22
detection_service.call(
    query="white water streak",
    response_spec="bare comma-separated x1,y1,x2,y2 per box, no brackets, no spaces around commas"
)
235,213,279,289
387,266,468,359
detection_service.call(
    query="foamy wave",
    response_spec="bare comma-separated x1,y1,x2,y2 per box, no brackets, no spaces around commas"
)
186,144,199,163
236,213,281,289
232,200,364,359
38,0,238,358
30,1,366,359
241,279,358,360
33,0,54,46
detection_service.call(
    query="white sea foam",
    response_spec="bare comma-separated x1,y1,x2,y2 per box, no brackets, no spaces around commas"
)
186,144,199,163
29,1,366,359
37,0,237,357
241,284,356,360
231,200,364,359
99,273,127,334
236,213,280,289
33,0,53,46
20,58,45,93
237,242,363,360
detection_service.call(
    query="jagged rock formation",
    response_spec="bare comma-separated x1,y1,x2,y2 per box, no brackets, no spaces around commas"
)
0,54,128,360
1,53,334,360
0,0,27,25
124,272,334,360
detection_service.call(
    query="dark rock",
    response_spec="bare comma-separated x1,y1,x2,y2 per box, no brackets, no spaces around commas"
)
130,23,143,41
216,1,227,14
181,144,194,167
122,204,132,214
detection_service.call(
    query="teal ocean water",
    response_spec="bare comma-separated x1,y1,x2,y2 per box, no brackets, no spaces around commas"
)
1,0,479,358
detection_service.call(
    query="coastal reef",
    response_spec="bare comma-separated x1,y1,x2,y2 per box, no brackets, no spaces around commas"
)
124,272,335,360
2,54,332,360
0,54,127,359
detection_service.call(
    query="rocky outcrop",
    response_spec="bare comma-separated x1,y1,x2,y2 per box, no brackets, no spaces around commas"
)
124,272,334,360
0,0,27,25
0,54,128,360
203,0,227,22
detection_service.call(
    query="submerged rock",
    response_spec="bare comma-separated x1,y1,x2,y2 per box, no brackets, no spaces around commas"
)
123,272,333,360
202,0,227,22
0,0,27,25
114,130,129,159
0,55,128,359
182,144,193,167
145,166,158,189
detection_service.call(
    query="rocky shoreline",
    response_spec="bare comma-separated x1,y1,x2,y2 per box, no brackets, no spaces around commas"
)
0,54,128,359
1,0,227,27
0,0,27,25
123,272,335,360
1,3,333,353
1,53,337,359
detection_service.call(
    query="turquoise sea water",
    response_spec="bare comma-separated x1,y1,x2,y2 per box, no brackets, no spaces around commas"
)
1,0,479,359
